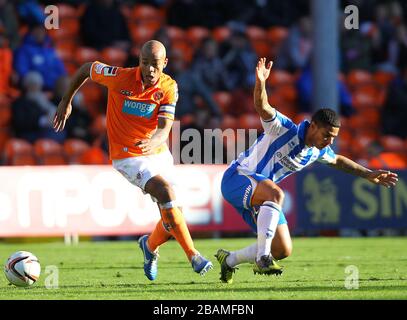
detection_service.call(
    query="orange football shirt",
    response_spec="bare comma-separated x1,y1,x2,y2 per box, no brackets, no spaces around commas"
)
90,61,178,159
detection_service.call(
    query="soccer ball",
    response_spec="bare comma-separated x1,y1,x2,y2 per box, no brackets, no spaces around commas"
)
4,251,41,287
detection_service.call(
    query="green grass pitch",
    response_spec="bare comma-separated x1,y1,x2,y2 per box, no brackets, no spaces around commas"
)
1,237,406,300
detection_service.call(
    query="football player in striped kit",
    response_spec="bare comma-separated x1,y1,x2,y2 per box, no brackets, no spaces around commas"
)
215,58,398,284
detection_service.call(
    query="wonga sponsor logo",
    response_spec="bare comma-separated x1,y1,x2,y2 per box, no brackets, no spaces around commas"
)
122,100,156,118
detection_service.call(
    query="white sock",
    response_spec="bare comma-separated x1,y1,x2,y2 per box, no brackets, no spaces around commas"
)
256,201,281,261
226,243,257,268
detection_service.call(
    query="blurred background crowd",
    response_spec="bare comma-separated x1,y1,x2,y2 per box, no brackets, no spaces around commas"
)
0,0,406,168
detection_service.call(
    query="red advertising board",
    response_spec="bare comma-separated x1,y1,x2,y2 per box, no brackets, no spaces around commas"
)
0,165,296,237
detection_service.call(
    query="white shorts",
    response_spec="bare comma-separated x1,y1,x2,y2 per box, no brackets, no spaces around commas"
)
112,150,180,202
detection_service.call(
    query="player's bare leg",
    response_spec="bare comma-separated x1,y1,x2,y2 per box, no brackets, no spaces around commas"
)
144,175,212,276
271,224,292,260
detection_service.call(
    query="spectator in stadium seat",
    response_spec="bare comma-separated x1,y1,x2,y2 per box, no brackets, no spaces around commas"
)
51,76,93,143
382,66,407,139
340,24,373,72
12,71,65,143
15,0,45,25
191,37,231,92
0,28,13,97
370,3,400,73
167,48,223,129
275,16,313,72
0,0,20,50
220,24,258,90
80,0,130,51
14,21,66,91
297,63,355,117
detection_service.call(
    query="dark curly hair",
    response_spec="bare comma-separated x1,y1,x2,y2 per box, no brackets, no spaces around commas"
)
311,108,341,128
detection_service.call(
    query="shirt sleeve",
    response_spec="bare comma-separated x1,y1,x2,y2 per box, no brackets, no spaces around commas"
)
317,146,337,164
260,110,297,136
157,81,178,121
89,61,123,89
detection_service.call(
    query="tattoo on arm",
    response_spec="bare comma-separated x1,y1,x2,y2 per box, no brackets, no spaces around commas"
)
329,155,371,178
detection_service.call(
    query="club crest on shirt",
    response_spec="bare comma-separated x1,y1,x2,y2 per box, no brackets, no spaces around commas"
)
153,90,164,101
120,89,134,96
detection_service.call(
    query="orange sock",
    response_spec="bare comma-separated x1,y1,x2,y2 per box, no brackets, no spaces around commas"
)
147,219,172,253
160,207,198,261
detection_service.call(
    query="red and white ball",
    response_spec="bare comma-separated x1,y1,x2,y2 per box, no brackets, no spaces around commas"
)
4,251,41,287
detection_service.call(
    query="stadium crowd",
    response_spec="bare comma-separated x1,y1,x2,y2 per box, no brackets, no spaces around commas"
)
0,0,406,168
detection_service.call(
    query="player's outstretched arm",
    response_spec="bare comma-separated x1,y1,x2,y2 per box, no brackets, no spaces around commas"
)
53,62,93,132
329,154,399,188
136,117,173,154
254,58,276,121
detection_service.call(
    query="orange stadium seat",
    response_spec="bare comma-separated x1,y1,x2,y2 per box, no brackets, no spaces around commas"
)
268,90,285,107
212,26,231,43
186,26,210,48
101,47,128,67
373,70,396,87
34,139,66,165
80,82,104,117
0,128,10,153
220,115,238,131
252,40,271,59
48,19,80,40
3,138,34,165
351,88,380,109
55,39,78,54
39,154,67,165
294,112,312,124
238,113,263,130
346,69,373,89
63,138,90,164
56,47,74,61
336,127,352,147
0,99,11,127
119,4,132,20
10,153,37,166
131,4,163,23
64,61,79,75
368,152,407,169
33,139,63,157
275,104,297,120
356,109,381,127
380,135,405,152
75,47,100,65
273,84,297,102
129,23,158,45
57,4,78,19
172,40,194,64
267,70,295,87
246,26,267,42
349,132,376,158
179,114,196,127
213,91,232,113
79,147,109,165
267,26,289,45
91,114,107,137
166,25,186,42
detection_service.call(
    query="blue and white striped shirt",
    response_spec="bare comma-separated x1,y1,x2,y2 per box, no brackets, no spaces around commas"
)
231,111,337,183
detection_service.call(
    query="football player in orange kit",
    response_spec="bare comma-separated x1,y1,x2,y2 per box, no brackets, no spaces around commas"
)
53,40,213,281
